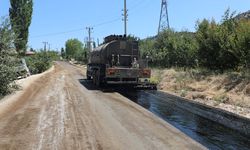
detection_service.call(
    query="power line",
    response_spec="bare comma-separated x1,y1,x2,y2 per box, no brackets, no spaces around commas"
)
30,1,151,39
31,28,84,38
30,18,121,39
93,17,121,27
129,0,151,13
129,0,145,11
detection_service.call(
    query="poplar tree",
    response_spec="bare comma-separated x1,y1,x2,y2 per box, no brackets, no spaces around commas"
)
9,0,33,55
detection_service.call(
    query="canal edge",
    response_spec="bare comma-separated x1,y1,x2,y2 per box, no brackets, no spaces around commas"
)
147,91,250,137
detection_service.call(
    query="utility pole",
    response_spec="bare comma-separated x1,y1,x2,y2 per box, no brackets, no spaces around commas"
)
158,0,170,34
48,44,51,51
42,41,48,51
86,27,93,51
97,38,100,46
123,0,128,35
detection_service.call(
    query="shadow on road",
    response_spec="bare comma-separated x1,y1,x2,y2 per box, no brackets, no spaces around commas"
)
78,79,98,91
78,79,139,94
78,79,119,93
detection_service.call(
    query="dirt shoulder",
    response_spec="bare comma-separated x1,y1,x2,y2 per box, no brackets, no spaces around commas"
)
0,65,55,118
152,68,250,119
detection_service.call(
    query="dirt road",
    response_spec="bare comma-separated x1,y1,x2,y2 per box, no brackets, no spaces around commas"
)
0,62,205,150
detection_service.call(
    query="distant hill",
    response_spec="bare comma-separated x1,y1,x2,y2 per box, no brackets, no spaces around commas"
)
235,10,250,20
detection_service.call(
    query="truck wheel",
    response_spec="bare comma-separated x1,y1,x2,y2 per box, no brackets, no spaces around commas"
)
93,71,96,85
96,70,100,87
87,74,91,80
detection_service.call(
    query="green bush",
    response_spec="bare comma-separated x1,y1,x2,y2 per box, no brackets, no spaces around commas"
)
140,9,250,71
140,30,198,68
196,10,241,70
0,51,18,96
0,17,18,96
25,51,59,74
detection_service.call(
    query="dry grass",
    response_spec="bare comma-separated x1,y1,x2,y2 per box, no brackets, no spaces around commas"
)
153,68,250,110
150,69,163,84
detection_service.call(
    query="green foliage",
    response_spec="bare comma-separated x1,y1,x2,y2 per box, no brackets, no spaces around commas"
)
9,0,33,55
236,19,250,68
196,19,220,69
150,69,162,84
61,47,66,59
75,47,88,62
196,9,241,70
140,30,198,68
25,51,59,74
140,9,250,71
126,34,140,41
0,17,18,96
139,37,156,60
65,39,86,61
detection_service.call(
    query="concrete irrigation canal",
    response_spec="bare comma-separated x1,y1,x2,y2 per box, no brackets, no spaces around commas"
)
120,90,250,150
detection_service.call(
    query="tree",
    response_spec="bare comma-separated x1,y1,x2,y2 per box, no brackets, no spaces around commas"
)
152,29,198,67
196,19,221,69
236,19,250,68
196,10,242,70
127,34,140,41
61,47,66,59
65,39,85,60
9,0,33,55
30,47,35,52
139,37,156,60
0,17,18,96
139,9,250,70
93,42,96,49
75,47,88,62
218,9,240,70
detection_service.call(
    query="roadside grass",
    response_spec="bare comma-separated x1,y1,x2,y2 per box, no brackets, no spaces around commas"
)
213,93,229,104
150,69,162,84
150,67,250,108
179,89,188,97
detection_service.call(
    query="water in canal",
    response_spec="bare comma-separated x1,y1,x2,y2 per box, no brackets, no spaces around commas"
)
120,90,250,150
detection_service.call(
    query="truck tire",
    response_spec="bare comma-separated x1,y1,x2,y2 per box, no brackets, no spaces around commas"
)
87,73,91,80
95,70,100,87
93,71,96,85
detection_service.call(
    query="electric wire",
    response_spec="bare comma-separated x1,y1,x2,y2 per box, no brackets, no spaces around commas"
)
31,28,84,38
93,17,121,27
31,17,122,38
30,0,152,38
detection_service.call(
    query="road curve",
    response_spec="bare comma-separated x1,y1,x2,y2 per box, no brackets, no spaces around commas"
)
0,61,205,150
